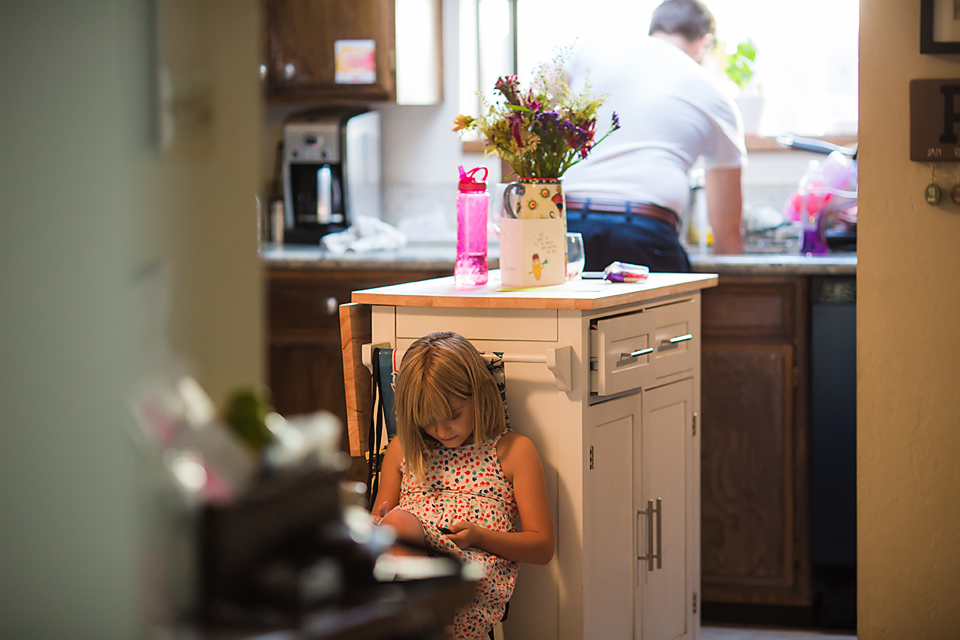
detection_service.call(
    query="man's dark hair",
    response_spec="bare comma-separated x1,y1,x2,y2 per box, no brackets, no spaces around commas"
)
648,0,716,42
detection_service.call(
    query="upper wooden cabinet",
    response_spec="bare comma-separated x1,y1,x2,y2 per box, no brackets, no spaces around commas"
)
263,0,442,104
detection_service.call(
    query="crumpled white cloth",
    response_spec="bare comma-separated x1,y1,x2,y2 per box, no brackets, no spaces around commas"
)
320,215,407,254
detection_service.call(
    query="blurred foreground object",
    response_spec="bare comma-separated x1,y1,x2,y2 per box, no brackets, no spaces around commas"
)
137,375,257,504
200,411,478,637
137,378,477,638
224,387,275,454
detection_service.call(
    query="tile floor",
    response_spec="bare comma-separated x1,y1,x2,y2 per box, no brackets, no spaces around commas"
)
701,626,856,640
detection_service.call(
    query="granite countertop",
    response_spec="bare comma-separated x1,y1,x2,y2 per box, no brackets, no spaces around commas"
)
261,241,495,271
262,242,856,276
688,251,857,276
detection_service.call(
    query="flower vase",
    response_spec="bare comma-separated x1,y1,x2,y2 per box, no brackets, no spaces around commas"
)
500,177,567,288
503,177,566,220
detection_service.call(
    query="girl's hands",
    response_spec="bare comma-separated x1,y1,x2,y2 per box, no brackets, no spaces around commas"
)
372,501,389,525
446,520,483,549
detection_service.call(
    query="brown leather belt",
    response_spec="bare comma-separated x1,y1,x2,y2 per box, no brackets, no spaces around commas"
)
566,197,681,232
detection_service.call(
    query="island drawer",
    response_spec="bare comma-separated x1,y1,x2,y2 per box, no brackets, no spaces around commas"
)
648,297,698,381
589,310,655,396
396,307,558,342
590,297,699,395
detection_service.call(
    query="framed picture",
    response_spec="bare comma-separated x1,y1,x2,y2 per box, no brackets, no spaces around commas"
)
921,0,960,53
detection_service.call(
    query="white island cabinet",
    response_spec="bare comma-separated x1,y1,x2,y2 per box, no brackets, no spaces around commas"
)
351,270,718,640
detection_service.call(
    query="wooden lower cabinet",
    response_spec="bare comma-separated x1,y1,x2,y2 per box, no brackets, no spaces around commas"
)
700,276,812,607
266,267,448,449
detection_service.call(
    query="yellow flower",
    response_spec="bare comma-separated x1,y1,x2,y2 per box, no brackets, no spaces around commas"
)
452,114,475,132
516,131,540,154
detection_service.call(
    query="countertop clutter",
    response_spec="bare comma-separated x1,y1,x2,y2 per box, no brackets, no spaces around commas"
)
261,240,856,276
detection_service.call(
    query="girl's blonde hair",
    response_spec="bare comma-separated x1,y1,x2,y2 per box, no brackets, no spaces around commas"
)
395,331,506,480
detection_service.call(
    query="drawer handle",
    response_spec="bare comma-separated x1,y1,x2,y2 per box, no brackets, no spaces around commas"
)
620,347,654,359
664,333,693,344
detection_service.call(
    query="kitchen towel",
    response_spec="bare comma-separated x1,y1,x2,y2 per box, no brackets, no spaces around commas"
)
320,215,407,253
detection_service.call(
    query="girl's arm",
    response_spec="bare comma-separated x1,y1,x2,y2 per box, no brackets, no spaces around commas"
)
371,437,403,522
447,433,555,565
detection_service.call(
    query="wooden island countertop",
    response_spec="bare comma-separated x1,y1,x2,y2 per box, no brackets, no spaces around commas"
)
351,269,718,311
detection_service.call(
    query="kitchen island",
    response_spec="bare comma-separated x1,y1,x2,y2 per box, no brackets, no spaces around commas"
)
263,242,857,618
344,271,716,640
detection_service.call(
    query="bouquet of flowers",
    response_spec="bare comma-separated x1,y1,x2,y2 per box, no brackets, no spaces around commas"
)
453,56,619,180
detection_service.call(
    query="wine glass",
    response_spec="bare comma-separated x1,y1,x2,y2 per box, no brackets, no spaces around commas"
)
566,232,585,280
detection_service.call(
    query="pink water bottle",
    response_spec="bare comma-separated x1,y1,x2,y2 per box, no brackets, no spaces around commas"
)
455,166,489,286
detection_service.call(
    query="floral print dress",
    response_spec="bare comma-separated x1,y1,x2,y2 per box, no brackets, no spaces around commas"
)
396,430,519,640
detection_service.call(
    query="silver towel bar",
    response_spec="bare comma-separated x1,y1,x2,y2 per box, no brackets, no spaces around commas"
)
361,343,574,393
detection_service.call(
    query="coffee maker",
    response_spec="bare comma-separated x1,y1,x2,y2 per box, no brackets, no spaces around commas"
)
281,108,382,244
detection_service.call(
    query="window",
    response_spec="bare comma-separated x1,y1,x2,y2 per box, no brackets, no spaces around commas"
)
458,0,517,142
460,0,859,138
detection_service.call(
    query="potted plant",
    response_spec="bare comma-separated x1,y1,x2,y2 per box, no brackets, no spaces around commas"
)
722,38,763,135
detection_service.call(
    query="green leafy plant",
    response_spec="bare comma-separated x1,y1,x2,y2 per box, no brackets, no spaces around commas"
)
723,39,758,92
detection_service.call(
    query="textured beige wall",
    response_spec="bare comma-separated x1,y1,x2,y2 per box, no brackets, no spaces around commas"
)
155,0,264,403
859,1,960,637
0,1,262,635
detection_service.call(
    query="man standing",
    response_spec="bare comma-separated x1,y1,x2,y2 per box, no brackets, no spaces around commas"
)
563,0,746,272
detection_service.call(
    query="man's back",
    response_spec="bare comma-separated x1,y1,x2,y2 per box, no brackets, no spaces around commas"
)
563,35,744,216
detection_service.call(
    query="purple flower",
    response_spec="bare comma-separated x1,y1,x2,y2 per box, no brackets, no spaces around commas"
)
536,110,560,125
611,111,621,130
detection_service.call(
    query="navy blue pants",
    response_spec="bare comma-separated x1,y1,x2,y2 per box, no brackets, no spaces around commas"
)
566,209,691,273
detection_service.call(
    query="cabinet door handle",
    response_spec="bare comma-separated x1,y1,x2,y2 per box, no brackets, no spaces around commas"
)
663,333,693,345
325,296,339,316
283,62,296,79
654,497,662,570
620,347,654,359
638,500,654,572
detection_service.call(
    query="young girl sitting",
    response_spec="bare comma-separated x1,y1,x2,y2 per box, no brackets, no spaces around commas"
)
372,331,554,640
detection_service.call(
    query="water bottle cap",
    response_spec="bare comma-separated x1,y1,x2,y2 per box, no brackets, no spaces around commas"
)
458,166,488,191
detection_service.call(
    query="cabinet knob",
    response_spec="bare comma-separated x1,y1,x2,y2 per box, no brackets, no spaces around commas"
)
259,64,267,80
283,63,296,79
325,296,339,316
